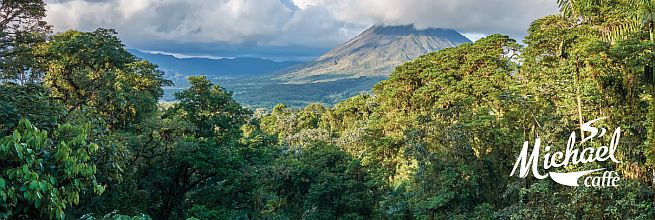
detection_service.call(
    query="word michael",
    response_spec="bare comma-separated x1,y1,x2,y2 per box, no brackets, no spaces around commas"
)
509,117,622,188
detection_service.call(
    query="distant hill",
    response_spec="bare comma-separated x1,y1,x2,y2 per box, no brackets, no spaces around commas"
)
229,24,471,108
275,24,471,84
128,49,300,87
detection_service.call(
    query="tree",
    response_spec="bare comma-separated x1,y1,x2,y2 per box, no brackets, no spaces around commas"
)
0,119,104,219
0,82,66,135
41,29,172,129
0,0,50,83
260,142,382,219
166,76,250,140
370,35,527,218
96,76,255,219
513,1,655,217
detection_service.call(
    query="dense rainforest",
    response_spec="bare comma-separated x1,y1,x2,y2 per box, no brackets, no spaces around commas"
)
2,0,655,219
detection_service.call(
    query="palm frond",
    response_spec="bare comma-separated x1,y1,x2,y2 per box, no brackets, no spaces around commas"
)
557,0,578,17
604,18,640,42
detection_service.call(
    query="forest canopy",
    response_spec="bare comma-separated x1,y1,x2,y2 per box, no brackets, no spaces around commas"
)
2,0,655,219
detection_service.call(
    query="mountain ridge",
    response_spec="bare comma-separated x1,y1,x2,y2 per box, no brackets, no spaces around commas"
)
128,49,301,87
274,24,471,84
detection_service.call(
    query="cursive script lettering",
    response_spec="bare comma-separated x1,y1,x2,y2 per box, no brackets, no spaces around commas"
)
510,118,621,180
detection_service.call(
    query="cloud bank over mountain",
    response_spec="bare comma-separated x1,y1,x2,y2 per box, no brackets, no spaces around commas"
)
44,0,558,60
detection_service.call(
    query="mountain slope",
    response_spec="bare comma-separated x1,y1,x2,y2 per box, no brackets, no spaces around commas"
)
275,24,471,84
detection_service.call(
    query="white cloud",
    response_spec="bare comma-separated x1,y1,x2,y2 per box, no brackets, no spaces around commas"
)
295,0,558,38
291,0,328,10
45,0,350,46
44,0,559,59
462,33,487,42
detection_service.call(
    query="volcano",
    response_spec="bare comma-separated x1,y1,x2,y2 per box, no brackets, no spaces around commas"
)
276,24,471,84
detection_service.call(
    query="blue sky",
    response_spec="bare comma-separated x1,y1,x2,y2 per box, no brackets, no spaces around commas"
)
45,0,558,61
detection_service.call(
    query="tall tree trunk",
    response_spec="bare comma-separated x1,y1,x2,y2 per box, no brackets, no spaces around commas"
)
648,64,655,212
575,63,585,140
159,165,190,220
648,64,655,211
649,27,655,213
